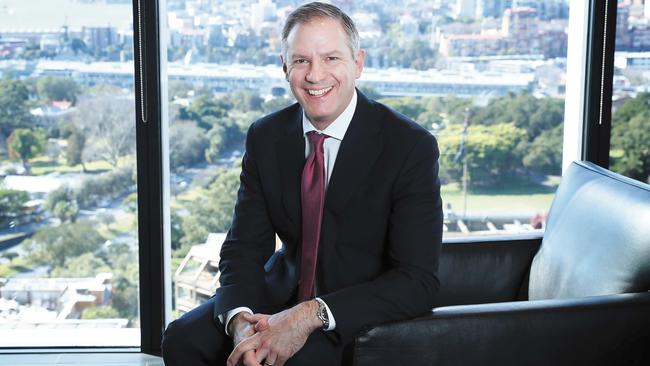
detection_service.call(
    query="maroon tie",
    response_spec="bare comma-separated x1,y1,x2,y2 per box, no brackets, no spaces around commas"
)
298,131,328,302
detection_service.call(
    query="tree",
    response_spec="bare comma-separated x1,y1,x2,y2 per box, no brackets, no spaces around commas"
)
7,128,46,174
66,126,87,171
26,222,105,269
0,188,29,225
227,90,264,112
50,252,110,277
36,76,81,104
0,79,34,142
522,124,564,175
169,121,208,170
611,109,650,182
262,96,294,114
182,93,231,127
437,123,527,187
471,92,564,140
46,185,79,222
82,306,120,319
73,95,135,167
180,168,240,247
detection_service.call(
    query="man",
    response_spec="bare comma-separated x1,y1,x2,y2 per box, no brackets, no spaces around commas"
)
162,2,443,365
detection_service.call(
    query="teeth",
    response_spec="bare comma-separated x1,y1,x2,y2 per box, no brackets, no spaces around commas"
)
307,87,332,96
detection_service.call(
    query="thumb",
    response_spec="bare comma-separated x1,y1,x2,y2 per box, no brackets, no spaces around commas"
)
254,317,270,332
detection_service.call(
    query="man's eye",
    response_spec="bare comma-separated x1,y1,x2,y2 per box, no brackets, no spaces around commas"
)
327,56,339,61
294,59,308,64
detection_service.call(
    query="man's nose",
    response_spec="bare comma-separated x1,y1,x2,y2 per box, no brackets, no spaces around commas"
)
305,59,325,83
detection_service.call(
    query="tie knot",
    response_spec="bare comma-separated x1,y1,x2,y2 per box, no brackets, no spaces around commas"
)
307,131,328,148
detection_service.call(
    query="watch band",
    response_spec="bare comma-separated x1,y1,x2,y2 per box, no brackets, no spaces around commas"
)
314,298,329,330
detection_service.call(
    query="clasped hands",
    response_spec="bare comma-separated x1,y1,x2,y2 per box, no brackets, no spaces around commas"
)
227,300,321,366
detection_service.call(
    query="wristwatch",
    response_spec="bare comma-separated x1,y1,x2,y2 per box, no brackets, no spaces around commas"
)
314,298,329,330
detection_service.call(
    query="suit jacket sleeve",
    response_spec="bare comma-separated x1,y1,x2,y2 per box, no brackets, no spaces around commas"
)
213,121,277,319
321,131,443,344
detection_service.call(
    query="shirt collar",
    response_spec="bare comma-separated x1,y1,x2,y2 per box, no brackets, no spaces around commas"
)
302,90,357,141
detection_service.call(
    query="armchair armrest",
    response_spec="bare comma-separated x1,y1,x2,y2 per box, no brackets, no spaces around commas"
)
353,292,650,366
436,235,540,307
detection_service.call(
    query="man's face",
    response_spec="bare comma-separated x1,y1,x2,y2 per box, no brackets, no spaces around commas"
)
282,17,365,128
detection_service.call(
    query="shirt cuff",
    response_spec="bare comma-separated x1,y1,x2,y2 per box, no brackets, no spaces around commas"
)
315,297,336,331
219,307,253,336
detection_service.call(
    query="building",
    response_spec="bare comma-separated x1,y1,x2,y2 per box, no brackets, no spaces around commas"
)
454,0,478,20
174,233,224,315
0,273,115,321
476,0,512,18
502,7,539,54
439,32,505,57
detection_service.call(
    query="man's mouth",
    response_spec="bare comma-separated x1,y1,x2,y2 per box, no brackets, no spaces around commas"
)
306,87,333,96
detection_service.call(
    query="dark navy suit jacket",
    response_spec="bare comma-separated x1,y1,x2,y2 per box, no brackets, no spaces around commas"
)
213,91,443,345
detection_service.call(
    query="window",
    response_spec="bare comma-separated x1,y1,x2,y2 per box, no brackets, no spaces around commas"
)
162,0,571,324
609,0,650,184
0,0,140,347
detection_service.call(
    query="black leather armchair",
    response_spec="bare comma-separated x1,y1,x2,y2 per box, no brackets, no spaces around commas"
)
353,161,650,365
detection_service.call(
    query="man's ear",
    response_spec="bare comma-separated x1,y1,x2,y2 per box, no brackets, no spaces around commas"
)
281,55,288,80
354,49,366,79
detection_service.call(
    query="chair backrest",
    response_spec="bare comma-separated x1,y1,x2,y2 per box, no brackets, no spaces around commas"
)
529,161,650,300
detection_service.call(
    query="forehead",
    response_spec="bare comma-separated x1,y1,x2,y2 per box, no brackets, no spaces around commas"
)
286,17,350,55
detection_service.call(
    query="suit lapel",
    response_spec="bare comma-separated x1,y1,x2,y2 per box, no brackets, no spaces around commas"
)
324,92,383,216
275,107,305,233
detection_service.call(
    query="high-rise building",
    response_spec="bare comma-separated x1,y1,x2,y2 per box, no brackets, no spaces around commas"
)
454,0,478,20
476,0,513,18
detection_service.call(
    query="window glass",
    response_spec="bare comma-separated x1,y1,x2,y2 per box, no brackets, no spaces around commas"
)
610,0,650,184
0,0,139,347
164,0,569,318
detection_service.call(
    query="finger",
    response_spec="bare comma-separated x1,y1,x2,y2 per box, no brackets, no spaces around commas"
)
227,337,260,366
254,317,270,332
243,313,268,323
255,343,269,363
275,354,288,366
242,350,261,366
263,352,278,366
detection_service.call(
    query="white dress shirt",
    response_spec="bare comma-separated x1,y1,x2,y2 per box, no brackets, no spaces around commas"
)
222,91,358,335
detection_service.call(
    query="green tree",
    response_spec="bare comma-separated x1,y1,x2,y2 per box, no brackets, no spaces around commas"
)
437,123,527,187
471,92,564,140
227,90,264,112
522,124,564,175
0,188,29,225
46,185,79,222
169,121,208,170
82,306,120,319
182,93,231,127
50,252,110,277
0,79,33,141
611,109,650,182
180,168,240,247
26,222,105,268
36,76,81,104
262,96,294,114
7,128,46,174
101,242,139,320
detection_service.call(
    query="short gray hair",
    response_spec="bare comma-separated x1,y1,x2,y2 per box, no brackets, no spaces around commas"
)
281,2,360,61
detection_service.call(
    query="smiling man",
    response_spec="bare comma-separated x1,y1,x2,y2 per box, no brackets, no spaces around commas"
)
161,3,443,366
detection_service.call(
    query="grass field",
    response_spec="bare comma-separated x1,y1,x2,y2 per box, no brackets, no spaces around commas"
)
440,176,559,215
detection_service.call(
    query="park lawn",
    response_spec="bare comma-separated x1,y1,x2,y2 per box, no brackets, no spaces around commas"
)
29,156,113,175
28,155,137,176
98,212,137,237
440,177,558,215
